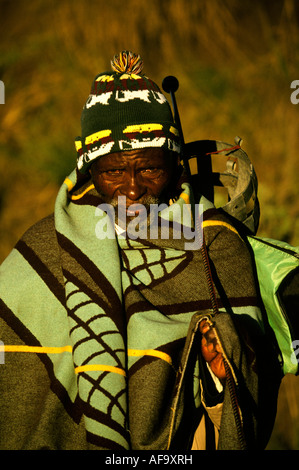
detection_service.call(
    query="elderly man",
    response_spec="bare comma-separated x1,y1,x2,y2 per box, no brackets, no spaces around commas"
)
0,51,281,450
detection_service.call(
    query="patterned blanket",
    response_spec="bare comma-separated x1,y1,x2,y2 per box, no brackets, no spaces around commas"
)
0,169,281,450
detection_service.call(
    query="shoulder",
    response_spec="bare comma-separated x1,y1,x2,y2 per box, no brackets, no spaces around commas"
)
20,214,56,242
14,213,60,263
12,213,60,269
203,207,247,246
2,213,64,287
13,214,59,259
1,214,56,268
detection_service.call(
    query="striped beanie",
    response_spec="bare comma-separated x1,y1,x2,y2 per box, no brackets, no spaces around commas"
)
75,51,181,173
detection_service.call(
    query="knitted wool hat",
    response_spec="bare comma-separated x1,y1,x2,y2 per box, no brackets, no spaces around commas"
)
75,51,181,173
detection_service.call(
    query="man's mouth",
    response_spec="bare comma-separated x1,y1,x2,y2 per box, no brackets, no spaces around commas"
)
107,196,163,225
125,204,147,217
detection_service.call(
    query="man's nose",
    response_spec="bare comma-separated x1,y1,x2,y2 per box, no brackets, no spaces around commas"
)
120,175,146,201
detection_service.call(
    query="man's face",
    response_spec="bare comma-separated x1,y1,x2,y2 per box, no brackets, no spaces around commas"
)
90,148,179,220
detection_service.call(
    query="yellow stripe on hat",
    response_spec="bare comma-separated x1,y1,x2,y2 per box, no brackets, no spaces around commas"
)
95,75,115,82
123,123,163,133
75,140,82,152
85,129,112,145
120,73,142,80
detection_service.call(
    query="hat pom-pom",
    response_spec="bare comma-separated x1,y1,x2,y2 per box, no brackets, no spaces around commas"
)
111,51,143,75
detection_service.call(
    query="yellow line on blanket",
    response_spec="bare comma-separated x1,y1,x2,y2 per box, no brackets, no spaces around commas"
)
71,184,95,200
202,220,240,237
128,349,172,365
74,364,126,376
0,345,72,354
64,177,75,191
179,192,190,204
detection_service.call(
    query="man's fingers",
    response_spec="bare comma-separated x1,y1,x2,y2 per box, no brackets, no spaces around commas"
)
209,353,227,380
200,320,226,380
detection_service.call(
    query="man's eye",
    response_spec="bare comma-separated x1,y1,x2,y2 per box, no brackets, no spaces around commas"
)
105,169,124,175
141,168,159,174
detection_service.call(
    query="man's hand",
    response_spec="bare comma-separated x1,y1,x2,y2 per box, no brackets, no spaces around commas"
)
200,320,226,381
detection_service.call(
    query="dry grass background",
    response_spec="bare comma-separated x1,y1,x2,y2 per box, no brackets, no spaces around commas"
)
0,0,298,449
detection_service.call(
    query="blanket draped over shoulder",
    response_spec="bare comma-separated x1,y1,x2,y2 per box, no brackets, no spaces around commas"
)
0,169,281,450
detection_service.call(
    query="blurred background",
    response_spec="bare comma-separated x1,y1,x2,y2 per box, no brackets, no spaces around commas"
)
0,0,298,449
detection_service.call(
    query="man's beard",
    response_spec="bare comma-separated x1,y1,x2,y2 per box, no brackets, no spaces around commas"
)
108,195,164,230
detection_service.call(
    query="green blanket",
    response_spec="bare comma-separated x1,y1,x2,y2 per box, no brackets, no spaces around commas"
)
0,169,281,450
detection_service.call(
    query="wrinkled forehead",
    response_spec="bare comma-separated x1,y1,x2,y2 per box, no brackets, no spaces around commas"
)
92,148,174,169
